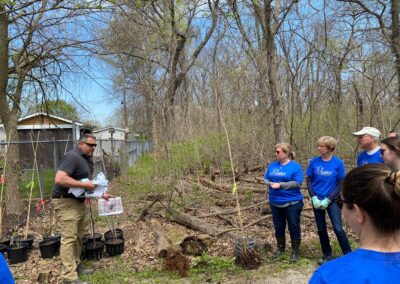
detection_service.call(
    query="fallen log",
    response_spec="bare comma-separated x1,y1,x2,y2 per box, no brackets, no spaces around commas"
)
169,210,272,253
199,177,231,191
241,177,265,184
197,200,268,218
151,219,174,258
244,215,271,229
170,209,224,236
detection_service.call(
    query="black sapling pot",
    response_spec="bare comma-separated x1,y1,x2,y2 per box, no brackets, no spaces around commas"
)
14,234,35,250
104,229,123,240
0,244,7,257
105,238,124,257
43,233,61,243
83,233,102,243
8,244,28,264
84,240,104,260
39,238,60,259
0,237,11,247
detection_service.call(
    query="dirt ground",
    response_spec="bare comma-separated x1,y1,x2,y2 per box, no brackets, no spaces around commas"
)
5,171,355,283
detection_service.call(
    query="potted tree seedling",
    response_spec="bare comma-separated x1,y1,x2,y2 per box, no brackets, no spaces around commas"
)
38,208,60,259
83,199,104,260
104,215,124,257
14,132,40,250
0,130,12,249
221,118,261,269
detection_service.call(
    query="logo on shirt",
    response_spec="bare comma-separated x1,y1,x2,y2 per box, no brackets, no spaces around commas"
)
316,166,333,176
271,169,285,177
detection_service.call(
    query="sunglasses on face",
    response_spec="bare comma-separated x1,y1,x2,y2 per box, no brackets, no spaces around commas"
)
380,148,386,155
84,142,97,148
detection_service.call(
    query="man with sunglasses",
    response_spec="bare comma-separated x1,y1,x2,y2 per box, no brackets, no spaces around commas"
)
352,126,384,167
52,133,98,284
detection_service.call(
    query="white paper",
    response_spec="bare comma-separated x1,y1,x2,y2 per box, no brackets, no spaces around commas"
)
68,187,85,198
98,197,123,216
68,173,109,198
84,185,107,198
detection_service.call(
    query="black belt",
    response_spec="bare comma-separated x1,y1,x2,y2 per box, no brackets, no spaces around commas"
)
52,194,74,199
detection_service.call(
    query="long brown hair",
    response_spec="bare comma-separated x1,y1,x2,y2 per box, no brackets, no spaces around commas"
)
342,164,400,233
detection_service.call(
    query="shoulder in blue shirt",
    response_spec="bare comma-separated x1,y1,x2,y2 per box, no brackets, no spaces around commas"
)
357,150,384,167
310,248,400,284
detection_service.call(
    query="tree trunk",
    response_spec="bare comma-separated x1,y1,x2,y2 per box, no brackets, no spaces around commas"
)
391,0,400,105
0,7,24,231
265,4,285,143
3,118,24,231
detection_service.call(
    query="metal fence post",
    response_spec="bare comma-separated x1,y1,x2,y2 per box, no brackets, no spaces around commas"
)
39,164,45,197
53,137,57,171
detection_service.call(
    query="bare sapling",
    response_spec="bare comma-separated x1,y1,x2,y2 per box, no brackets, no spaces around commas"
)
24,132,41,239
220,116,261,269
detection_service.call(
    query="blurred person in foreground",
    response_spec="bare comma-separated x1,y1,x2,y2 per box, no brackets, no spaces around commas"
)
310,164,400,283
264,143,304,263
388,129,399,138
0,253,14,284
306,136,351,265
352,126,383,167
380,137,400,171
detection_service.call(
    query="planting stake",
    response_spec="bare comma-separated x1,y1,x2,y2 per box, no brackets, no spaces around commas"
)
25,132,40,238
89,199,96,245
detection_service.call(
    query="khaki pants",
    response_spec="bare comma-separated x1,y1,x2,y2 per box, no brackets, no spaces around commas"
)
54,198,87,282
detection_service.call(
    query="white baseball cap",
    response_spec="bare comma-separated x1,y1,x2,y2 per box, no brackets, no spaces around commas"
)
352,127,381,138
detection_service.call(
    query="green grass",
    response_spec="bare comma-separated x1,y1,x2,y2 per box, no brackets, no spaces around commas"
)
20,168,55,198
81,253,242,284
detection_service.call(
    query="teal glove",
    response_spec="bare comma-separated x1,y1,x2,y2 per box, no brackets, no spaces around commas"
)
311,196,321,209
319,198,331,210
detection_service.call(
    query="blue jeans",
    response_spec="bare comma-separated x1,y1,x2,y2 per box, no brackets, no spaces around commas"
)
270,200,303,241
313,200,351,257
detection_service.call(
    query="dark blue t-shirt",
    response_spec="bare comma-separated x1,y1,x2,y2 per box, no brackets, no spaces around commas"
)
309,249,400,284
306,156,345,199
264,160,304,204
0,253,14,284
357,149,383,167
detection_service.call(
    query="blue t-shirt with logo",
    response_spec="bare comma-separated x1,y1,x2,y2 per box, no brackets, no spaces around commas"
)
0,253,14,284
357,149,383,167
309,248,400,284
264,160,304,204
306,156,345,199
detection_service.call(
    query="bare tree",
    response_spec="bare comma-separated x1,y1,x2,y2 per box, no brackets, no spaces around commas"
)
338,0,400,105
0,0,103,229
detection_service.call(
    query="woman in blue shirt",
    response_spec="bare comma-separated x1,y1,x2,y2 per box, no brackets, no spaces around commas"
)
264,143,304,263
310,164,400,283
306,136,351,265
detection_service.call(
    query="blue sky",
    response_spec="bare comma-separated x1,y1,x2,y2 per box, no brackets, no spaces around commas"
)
61,57,120,126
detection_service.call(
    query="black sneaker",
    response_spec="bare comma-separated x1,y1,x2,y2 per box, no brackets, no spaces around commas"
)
77,264,93,276
317,255,335,265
